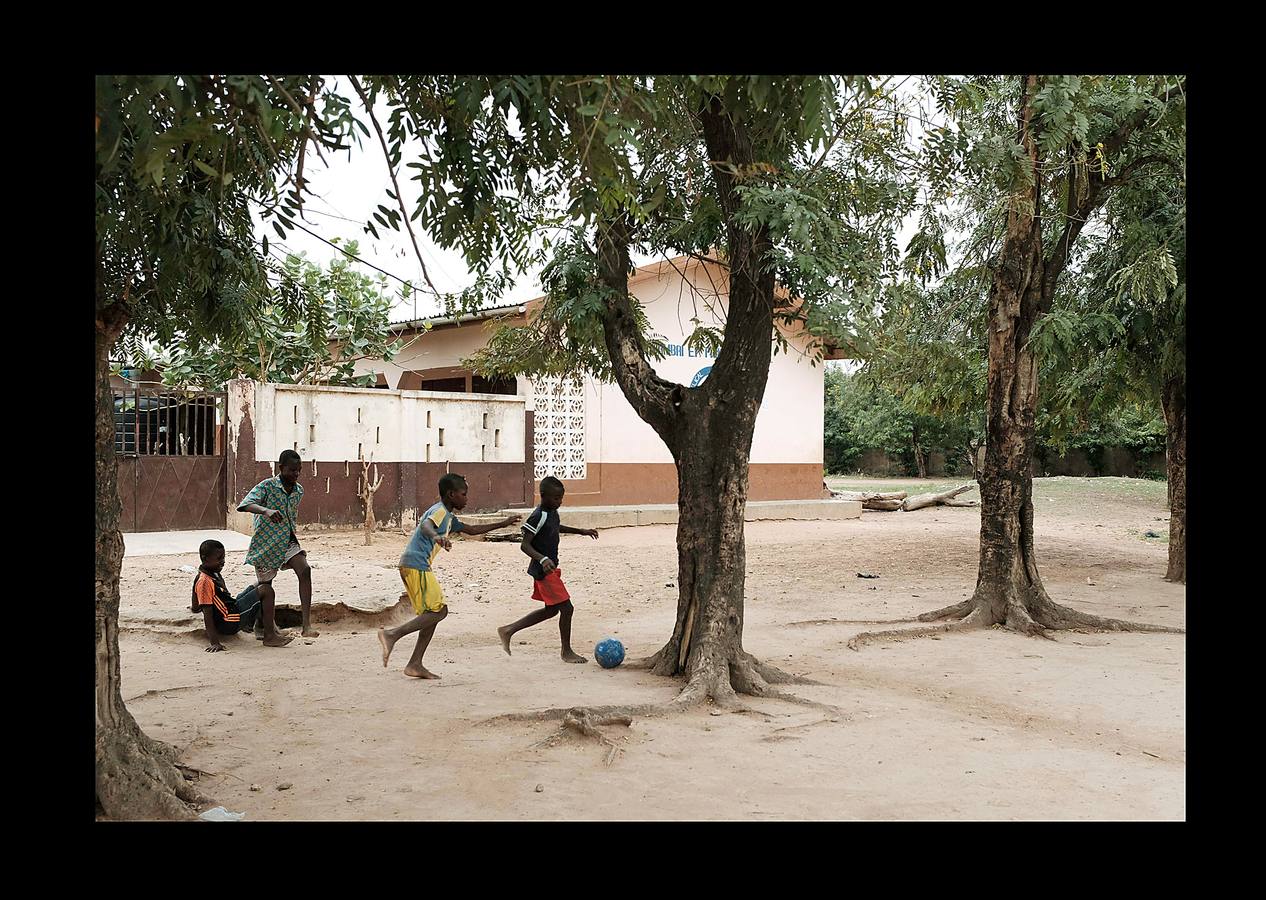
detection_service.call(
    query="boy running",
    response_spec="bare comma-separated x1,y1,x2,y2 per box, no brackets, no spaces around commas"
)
497,476,598,664
377,473,521,678
237,449,317,643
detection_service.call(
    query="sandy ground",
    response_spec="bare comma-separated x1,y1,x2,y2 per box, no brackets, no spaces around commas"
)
117,476,1184,820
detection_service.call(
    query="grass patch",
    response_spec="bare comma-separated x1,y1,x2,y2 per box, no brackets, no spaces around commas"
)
826,476,966,497
826,474,1169,506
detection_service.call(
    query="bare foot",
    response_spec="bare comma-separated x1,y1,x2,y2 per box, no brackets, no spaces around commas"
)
263,633,294,648
302,628,320,638
497,626,513,656
561,650,588,664
403,665,441,679
378,628,397,667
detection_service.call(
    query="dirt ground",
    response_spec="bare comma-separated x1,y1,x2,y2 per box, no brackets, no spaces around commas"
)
117,476,1184,820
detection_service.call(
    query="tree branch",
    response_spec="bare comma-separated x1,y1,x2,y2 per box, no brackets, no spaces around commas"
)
593,215,682,440
347,75,443,299
1042,88,1180,306
695,91,777,402
266,75,329,167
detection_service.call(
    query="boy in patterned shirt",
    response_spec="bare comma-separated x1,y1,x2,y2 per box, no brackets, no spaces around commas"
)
237,449,316,644
377,473,520,678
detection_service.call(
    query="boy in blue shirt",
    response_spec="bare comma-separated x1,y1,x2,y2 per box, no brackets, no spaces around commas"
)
377,473,520,678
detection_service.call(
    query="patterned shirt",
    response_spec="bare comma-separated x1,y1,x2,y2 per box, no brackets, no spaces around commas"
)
239,477,304,569
399,502,465,571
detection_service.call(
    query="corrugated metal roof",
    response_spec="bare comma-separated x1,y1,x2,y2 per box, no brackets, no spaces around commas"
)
389,301,527,329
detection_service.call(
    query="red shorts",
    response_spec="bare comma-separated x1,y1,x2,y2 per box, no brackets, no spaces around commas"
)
531,568,571,606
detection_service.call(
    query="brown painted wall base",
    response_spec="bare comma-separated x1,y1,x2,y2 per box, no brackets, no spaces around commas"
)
553,462,826,507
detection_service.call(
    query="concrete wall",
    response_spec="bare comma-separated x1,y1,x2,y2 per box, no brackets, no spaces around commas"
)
839,444,1163,479
1034,446,1167,478
256,382,523,465
226,380,530,533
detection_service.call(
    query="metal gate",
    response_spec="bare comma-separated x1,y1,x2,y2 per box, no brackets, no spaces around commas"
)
113,387,227,532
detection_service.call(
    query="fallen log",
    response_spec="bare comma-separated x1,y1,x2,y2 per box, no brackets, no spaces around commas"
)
863,499,905,511
901,483,977,511
832,490,908,511
833,490,908,501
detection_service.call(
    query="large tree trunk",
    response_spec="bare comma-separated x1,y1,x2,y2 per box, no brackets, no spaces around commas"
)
585,92,812,704
1161,377,1186,583
96,305,203,819
640,391,794,703
965,134,1056,635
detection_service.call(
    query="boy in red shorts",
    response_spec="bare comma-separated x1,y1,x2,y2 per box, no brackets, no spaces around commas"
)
497,476,597,663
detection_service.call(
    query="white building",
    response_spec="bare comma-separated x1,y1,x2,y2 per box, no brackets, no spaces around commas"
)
354,255,837,507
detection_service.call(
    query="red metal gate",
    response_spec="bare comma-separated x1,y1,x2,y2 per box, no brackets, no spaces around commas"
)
113,387,226,532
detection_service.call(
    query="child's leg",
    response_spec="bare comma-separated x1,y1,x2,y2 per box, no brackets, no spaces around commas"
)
255,582,292,647
557,601,586,663
290,554,318,638
401,607,448,679
379,608,447,674
378,610,435,665
497,605,560,655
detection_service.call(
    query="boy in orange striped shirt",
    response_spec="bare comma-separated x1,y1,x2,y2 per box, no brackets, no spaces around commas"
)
192,539,291,651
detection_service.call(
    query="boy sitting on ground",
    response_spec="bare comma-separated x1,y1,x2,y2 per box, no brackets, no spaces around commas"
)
192,539,288,650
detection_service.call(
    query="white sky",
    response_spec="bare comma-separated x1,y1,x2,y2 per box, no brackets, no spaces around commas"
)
253,76,929,324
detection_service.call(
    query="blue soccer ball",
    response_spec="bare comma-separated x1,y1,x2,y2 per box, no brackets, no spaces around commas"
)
594,638,625,669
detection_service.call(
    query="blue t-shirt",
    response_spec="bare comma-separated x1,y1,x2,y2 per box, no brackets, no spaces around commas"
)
400,502,465,571
523,505,560,580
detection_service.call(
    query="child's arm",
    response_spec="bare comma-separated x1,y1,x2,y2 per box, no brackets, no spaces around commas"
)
559,524,599,540
238,481,283,521
194,576,226,651
238,501,283,522
520,531,556,573
458,514,523,537
418,516,451,551
202,607,226,651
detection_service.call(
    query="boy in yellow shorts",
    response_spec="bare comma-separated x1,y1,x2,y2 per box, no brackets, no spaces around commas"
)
377,473,519,678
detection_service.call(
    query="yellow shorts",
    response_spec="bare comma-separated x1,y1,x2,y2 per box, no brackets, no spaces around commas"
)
400,567,445,614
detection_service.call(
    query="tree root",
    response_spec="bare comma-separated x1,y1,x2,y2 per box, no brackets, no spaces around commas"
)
739,651,823,686
485,646,843,761
847,605,990,651
539,710,634,766
1028,594,1185,635
786,617,920,628
96,721,209,820
916,599,977,622
847,590,1185,651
